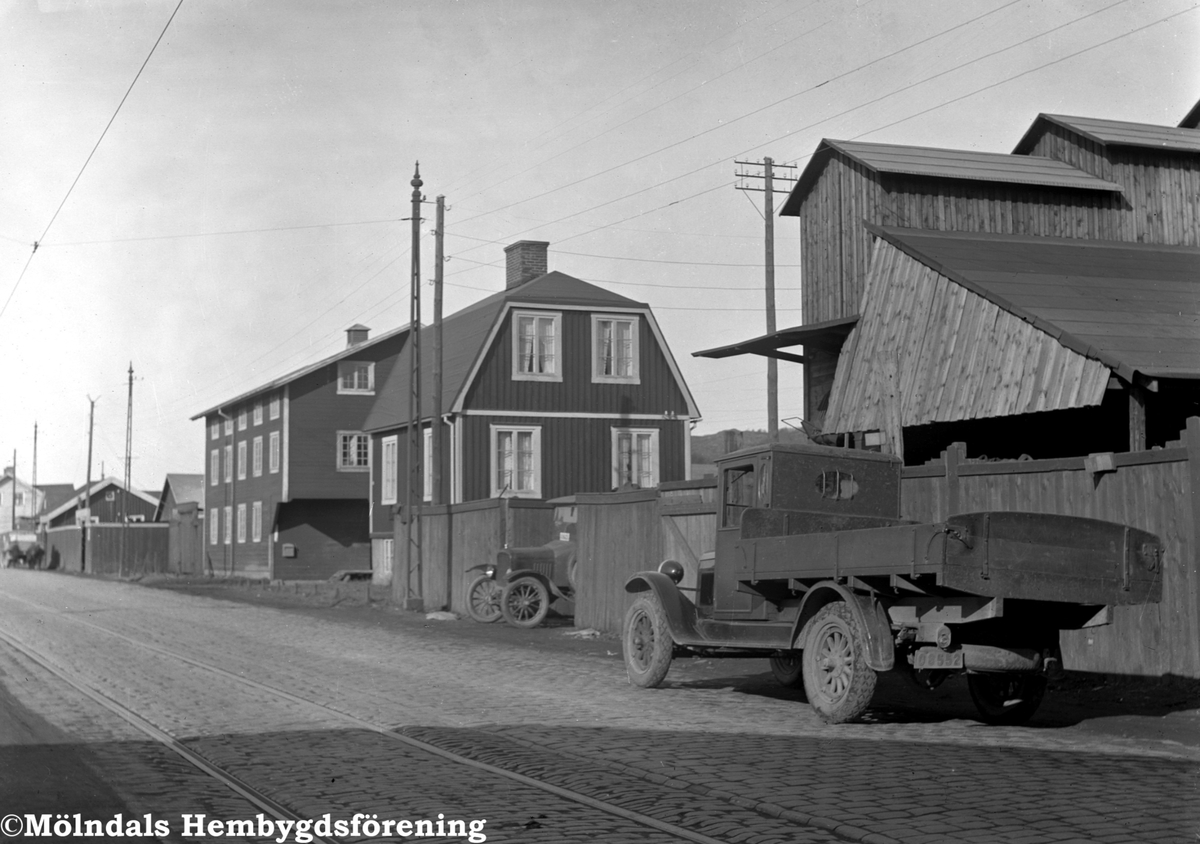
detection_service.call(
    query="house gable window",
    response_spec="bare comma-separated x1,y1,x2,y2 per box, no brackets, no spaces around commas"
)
338,362,375,395
490,425,541,498
612,427,659,490
592,315,639,384
380,435,398,505
269,395,281,420
210,450,219,486
337,432,370,472
269,431,280,474
512,311,561,382
253,401,263,426
252,436,263,477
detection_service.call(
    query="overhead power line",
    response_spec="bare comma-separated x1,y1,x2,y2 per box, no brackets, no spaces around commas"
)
0,0,186,322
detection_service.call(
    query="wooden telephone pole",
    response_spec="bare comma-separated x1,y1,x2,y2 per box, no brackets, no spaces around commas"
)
82,396,97,573
735,157,797,441
403,163,424,611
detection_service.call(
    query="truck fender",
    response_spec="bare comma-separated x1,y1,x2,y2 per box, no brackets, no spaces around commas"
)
790,582,895,673
624,571,702,643
506,570,568,601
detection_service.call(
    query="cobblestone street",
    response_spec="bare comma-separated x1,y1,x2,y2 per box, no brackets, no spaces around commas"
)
0,568,1196,844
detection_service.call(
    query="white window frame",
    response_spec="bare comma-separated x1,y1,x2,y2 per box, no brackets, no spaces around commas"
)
237,409,247,431
490,424,542,499
511,311,562,382
236,503,246,543
269,395,280,420
210,421,219,440
611,427,660,490
252,501,262,543
380,435,398,505
224,445,232,483
210,450,219,486
337,361,375,395
252,436,263,477
269,431,280,474
237,440,247,480
224,419,233,436
210,510,219,545
337,431,370,472
253,401,263,426
591,314,640,384
423,427,433,503
223,506,232,545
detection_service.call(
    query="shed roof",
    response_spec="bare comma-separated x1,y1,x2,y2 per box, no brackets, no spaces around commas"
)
693,316,859,362
1180,100,1200,130
40,477,160,523
362,271,699,432
870,226,1200,380
190,322,412,420
781,138,1123,215
36,483,77,515
1013,114,1200,155
154,473,205,520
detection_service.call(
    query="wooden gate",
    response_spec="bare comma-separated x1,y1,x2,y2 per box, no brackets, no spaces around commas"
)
168,503,204,574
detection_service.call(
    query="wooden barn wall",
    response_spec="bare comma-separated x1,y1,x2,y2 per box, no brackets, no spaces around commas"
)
796,154,1127,326
823,240,1110,435
459,416,687,503
901,424,1200,679
575,480,717,635
463,309,691,417
1028,125,1200,246
402,499,554,613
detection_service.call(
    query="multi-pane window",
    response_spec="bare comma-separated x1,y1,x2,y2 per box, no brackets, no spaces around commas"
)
612,428,659,490
337,432,370,471
338,362,375,394
491,426,541,498
210,422,219,440
423,427,433,503
252,437,263,477
253,401,263,426
237,441,247,480
269,431,280,473
236,503,246,543
223,506,232,545
252,501,262,543
224,419,233,436
380,436,398,505
512,312,560,380
224,445,232,483
593,315,639,383
210,450,219,486
237,410,247,431
269,395,280,420
210,510,219,545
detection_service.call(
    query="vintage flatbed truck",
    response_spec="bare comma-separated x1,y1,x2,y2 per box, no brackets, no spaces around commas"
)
622,442,1163,725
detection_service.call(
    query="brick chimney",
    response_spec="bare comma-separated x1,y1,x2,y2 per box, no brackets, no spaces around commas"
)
346,324,370,347
504,241,549,290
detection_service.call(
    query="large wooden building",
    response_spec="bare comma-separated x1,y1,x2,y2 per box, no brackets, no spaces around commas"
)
191,323,410,579
702,109,1200,464
362,240,700,573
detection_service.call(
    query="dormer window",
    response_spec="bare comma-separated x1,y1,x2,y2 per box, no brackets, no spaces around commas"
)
512,311,561,381
592,315,639,383
338,361,375,395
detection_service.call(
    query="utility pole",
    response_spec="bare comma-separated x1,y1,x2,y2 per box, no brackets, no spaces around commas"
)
32,423,37,522
403,163,424,611
10,450,15,535
432,194,448,610
121,362,133,577
735,158,798,442
83,396,97,573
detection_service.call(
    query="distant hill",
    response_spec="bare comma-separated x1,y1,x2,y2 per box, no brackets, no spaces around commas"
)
691,428,812,478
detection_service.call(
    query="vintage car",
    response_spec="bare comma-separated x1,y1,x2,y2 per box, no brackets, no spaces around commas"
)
466,497,578,628
623,442,1163,725
4,530,43,568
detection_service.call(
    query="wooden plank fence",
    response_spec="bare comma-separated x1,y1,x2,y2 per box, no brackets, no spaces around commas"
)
44,523,169,577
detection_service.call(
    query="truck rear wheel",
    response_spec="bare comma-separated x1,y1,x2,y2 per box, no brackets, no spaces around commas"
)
465,576,503,623
769,653,803,688
623,593,673,688
967,672,1047,726
802,601,876,723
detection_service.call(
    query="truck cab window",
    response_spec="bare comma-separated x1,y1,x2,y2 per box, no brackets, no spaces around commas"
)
722,465,757,527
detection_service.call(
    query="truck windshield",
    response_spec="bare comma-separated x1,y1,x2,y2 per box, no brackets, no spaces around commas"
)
722,465,756,528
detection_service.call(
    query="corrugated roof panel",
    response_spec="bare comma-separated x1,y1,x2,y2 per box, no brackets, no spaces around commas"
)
1031,114,1200,153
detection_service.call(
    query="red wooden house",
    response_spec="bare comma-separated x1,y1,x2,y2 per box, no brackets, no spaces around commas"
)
362,240,700,572
191,323,410,579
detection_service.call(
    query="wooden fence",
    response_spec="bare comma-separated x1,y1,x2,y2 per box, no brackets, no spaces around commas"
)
44,523,170,577
398,498,555,613
574,480,716,634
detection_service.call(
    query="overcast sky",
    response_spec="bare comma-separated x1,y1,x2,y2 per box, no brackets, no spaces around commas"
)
1,0,1196,491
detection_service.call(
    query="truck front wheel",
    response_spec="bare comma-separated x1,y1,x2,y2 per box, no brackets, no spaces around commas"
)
624,593,673,688
967,672,1047,726
802,601,876,723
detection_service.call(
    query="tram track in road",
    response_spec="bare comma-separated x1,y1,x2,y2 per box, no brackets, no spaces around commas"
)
0,588,829,844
